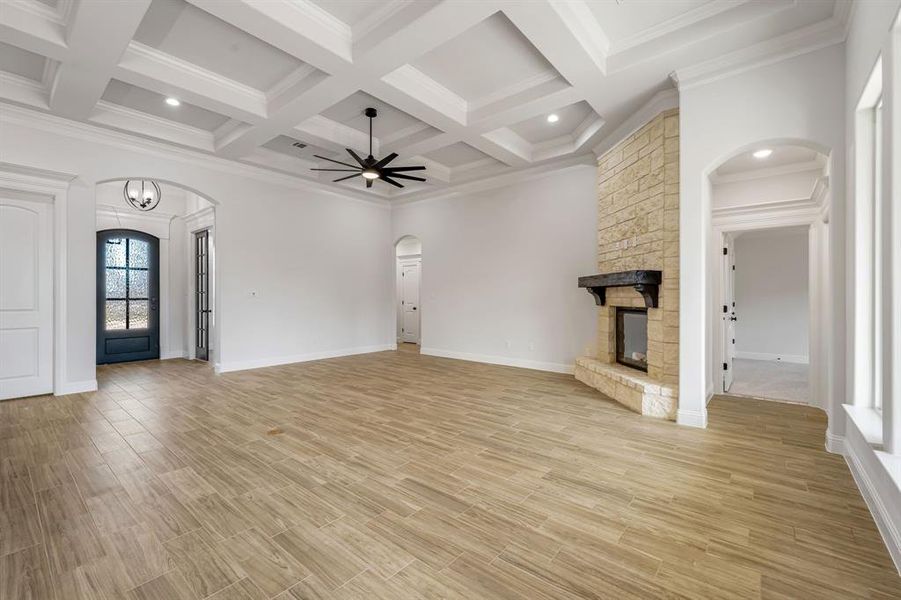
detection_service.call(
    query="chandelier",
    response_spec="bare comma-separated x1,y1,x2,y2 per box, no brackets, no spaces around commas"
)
123,179,161,211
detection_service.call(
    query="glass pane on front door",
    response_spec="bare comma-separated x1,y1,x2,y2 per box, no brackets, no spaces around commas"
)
104,237,151,330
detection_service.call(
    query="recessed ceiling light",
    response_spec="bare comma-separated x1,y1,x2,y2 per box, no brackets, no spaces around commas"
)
753,148,773,159
165,97,180,107
547,113,559,123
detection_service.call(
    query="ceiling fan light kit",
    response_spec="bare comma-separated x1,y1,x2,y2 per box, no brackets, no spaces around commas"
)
310,107,426,189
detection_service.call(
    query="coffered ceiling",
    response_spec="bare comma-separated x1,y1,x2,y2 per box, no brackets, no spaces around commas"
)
0,0,849,201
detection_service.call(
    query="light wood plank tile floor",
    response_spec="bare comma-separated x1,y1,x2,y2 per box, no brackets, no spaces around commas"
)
1,349,898,599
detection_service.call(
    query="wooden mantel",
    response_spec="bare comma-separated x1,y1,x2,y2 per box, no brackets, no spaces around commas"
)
578,270,663,308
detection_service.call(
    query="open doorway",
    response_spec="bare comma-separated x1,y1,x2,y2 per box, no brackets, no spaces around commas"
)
722,227,810,403
395,235,421,350
95,180,216,365
709,142,830,410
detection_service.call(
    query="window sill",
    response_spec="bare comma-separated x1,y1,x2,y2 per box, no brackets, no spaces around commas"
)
843,404,884,449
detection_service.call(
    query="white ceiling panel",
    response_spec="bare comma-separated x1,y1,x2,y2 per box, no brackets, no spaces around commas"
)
412,12,561,103
424,142,496,168
587,0,711,45
134,0,305,91
102,79,231,131
509,101,594,145
308,0,382,28
0,41,47,82
321,91,425,138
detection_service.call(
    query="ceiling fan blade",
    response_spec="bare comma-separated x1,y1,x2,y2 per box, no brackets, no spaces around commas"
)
313,155,359,169
382,165,426,172
380,176,404,188
385,173,425,182
373,152,398,169
366,179,373,189
345,148,367,167
333,173,361,183
311,168,360,172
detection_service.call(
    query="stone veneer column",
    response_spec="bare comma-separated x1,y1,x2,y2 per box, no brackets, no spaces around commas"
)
576,109,679,419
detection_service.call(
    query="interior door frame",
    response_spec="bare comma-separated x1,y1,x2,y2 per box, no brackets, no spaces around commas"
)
712,201,827,408
722,233,736,392
0,164,77,396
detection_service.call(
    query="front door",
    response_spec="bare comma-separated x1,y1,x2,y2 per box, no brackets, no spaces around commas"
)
401,262,420,343
723,235,737,392
97,230,160,364
0,197,53,399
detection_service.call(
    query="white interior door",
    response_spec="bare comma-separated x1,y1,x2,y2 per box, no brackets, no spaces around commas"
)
723,235,736,392
401,262,420,343
0,197,53,400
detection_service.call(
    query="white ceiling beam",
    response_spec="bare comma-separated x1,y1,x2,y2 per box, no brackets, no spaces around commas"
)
48,0,151,119
184,0,353,74
503,2,609,120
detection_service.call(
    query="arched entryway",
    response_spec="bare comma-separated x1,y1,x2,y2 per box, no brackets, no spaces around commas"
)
704,140,833,426
395,235,422,349
94,179,218,365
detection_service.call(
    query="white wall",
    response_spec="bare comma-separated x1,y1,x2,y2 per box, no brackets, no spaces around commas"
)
0,109,394,385
679,44,846,428
734,229,809,363
391,165,597,373
841,0,901,573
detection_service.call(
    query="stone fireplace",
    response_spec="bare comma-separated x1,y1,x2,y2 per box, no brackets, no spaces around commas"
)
574,108,679,420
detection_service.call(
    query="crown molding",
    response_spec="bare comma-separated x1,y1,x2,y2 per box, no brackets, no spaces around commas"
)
591,88,679,159
0,71,48,109
391,153,596,206
671,14,845,92
709,158,826,184
90,100,216,152
0,102,389,206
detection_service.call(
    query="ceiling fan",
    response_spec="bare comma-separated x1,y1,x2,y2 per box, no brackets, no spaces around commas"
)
310,107,426,189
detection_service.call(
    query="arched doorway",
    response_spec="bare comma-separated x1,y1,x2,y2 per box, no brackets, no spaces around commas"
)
94,179,217,365
706,141,832,416
395,235,421,349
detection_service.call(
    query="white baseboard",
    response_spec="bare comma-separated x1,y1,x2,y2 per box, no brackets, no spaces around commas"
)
825,430,845,455
734,351,809,364
55,379,98,396
843,430,901,574
215,344,396,374
677,408,708,428
419,347,573,374
161,349,187,360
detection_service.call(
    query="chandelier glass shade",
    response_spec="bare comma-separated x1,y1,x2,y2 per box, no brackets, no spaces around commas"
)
123,180,162,211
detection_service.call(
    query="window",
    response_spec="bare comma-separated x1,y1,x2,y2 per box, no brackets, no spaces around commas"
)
874,97,883,412
104,237,150,330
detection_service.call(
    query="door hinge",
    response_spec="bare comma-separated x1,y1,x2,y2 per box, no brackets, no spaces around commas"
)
723,305,728,313
723,247,728,255
723,362,728,370
732,338,735,344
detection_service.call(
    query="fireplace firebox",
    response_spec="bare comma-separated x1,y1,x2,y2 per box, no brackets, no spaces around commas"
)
616,307,648,372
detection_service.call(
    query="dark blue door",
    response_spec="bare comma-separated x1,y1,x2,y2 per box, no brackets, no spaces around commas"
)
97,229,160,364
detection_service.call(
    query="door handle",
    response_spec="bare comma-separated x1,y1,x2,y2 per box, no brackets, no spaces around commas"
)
729,315,737,321
150,297,158,310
